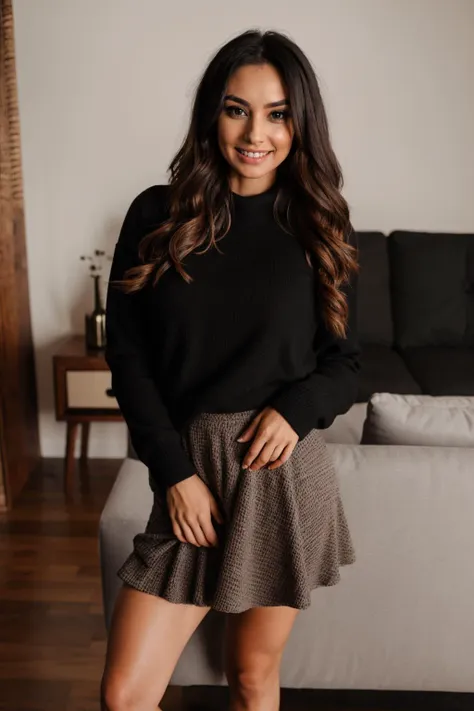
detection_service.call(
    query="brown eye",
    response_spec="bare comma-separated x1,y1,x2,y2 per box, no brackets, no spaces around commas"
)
225,105,246,118
271,110,289,121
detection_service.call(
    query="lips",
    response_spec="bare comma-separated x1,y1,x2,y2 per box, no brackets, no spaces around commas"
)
234,147,274,166
236,148,272,157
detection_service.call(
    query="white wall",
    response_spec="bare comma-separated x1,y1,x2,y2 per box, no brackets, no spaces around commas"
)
13,0,474,459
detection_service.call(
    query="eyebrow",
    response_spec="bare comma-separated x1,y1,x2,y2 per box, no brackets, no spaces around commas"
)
224,94,290,109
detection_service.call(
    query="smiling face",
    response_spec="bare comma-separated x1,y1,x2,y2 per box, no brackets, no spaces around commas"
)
217,63,294,196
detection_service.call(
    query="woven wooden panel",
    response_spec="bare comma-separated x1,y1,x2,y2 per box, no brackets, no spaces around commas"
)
0,0,40,509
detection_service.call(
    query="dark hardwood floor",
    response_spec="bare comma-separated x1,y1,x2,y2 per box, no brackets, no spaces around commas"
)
0,457,470,711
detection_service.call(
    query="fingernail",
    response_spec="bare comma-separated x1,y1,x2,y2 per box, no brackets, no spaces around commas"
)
236,437,243,442
241,464,248,469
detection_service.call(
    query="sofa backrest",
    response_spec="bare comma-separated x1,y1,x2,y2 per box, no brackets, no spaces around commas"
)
355,231,393,346
388,230,474,348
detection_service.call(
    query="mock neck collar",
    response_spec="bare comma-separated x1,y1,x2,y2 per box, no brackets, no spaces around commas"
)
230,180,279,218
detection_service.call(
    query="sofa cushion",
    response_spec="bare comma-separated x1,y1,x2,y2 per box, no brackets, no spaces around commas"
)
357,344,421,402
356,231,393,346
322,402,367,444
400,346,474,396
361,392,474,446
388,230,474,348
127,433,138,460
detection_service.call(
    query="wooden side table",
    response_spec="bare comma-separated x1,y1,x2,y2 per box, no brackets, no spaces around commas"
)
53,335,123,491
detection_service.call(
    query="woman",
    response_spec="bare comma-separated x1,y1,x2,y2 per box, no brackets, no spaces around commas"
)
101,28,361,711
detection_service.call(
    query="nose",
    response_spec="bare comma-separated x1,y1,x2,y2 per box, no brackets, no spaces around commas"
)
244,114,266,146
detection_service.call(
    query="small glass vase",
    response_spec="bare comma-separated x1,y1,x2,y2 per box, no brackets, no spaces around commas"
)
85,274,106,350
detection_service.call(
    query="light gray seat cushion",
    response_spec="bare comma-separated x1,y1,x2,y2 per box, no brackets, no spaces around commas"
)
322,402,367,444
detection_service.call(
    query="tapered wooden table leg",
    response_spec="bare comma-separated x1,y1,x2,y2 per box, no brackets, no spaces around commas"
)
65,422,79,493
81,422,90,461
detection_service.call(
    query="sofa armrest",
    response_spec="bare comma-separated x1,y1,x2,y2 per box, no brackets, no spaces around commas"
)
98,458,152,629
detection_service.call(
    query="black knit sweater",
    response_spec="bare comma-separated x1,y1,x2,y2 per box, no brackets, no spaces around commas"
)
105,182,361,489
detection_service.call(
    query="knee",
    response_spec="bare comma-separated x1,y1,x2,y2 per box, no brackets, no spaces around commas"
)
100,672,132,711
100,671,160,711
229,655,280,699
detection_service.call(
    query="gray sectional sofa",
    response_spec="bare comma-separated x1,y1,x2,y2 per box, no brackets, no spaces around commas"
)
99,402,474,694
99,228,474,695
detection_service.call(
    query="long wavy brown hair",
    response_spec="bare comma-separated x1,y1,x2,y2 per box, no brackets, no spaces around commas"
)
111,29,359,339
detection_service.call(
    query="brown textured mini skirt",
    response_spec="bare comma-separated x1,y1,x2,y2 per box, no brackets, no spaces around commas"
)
117,408,356,614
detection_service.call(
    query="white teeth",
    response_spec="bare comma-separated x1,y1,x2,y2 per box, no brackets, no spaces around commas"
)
238,149,269,158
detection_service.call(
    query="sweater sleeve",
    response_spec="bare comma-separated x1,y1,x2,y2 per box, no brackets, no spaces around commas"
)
104,189,198,490
268,229,361,440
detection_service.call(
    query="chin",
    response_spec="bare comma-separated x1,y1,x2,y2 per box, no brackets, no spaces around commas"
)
234,166,267,177
230,159,274,177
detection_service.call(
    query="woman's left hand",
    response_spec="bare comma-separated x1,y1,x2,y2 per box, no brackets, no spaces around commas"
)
236,406,299,471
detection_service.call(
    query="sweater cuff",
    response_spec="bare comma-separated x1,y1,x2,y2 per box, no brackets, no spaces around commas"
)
147,438,198,490
268,387,316,441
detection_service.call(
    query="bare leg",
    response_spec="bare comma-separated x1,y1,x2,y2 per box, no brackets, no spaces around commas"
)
100,582,210,710
224,606,300,711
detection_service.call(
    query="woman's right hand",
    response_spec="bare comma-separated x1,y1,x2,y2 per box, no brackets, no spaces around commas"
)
166,474,224,547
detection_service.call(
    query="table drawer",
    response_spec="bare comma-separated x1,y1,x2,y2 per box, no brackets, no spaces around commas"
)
66,370,119,409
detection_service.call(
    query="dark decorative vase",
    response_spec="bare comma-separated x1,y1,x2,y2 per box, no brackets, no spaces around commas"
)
85,274,106,350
